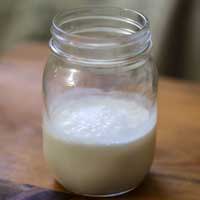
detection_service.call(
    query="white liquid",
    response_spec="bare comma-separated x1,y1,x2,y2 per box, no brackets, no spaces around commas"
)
43,89,156,196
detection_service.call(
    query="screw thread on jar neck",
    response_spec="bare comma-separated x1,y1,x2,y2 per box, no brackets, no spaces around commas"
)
50,7,152,67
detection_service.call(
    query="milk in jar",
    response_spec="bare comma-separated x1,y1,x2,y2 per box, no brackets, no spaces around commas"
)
43,89,156,196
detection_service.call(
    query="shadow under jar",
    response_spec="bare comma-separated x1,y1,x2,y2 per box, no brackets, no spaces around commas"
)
42,7,158,197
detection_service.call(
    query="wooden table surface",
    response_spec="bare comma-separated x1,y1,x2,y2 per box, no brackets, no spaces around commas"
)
0,43,200,200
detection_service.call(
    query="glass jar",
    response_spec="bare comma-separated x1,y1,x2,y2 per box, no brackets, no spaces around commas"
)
42,7,158,197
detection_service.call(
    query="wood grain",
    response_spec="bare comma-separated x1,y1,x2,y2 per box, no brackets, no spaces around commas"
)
0,43,200,200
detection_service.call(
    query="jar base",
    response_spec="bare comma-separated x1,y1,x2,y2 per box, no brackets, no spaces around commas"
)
56,176,144,197
79,187,136,197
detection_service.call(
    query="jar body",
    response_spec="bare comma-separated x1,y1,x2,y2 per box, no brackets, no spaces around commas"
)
43,7,158,197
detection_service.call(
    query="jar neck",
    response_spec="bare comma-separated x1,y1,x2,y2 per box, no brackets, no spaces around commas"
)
50,7,152,67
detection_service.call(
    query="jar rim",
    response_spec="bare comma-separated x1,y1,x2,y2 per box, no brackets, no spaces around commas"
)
51,6,150,48
50,7,152,66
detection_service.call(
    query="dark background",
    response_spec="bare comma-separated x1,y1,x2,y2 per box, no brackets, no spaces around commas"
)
0,0,199,81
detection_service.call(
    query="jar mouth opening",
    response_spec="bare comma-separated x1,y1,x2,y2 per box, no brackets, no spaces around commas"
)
51,7,150,49
50,7,152,65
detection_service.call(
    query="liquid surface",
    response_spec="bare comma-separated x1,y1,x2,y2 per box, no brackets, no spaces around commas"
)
45,90,156,145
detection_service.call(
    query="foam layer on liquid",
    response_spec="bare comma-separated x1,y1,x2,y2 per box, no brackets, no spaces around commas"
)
44,90,156,145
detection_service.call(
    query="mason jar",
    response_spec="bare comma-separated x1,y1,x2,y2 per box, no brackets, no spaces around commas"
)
42,7,158,197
